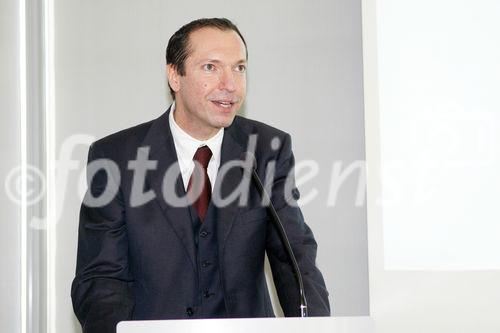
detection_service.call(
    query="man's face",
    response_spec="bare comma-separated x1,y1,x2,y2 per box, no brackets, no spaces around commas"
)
168,27,247,139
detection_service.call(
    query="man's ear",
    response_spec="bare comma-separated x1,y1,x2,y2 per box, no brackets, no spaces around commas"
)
167,64,180,93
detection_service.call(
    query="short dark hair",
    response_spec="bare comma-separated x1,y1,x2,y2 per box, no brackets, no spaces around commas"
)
165,18,247,98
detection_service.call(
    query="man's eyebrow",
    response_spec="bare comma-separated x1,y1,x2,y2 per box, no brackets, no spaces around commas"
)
199,59,221,63
199,59,247,64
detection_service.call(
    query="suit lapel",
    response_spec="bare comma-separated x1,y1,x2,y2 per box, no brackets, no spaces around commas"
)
141,108,197,272
214,123,248,258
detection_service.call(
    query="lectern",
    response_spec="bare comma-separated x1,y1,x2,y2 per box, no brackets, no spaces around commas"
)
117,316,373,333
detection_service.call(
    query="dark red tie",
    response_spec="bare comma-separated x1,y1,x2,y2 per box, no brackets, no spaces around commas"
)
187,145,213,222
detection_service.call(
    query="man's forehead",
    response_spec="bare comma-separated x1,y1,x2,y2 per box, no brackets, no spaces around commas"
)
187,28,246,56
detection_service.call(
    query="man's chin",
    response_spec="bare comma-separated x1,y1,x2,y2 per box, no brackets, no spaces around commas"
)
212,113,237,129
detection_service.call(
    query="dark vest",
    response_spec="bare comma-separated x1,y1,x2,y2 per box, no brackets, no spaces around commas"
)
189,203,227,318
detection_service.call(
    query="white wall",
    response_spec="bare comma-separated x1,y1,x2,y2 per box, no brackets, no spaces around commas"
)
0,0,21,332
363,0,500,331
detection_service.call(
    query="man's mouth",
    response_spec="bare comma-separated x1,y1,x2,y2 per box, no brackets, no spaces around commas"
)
212,100,235,109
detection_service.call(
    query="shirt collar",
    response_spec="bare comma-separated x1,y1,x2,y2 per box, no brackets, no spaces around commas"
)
169,102,224,160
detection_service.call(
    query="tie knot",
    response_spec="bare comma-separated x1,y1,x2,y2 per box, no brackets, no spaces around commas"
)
193,145,212,169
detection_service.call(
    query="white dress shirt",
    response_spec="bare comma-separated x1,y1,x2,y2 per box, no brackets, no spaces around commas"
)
169,103,224,192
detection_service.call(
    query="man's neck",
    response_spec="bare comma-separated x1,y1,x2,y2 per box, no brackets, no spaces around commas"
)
172,106,220,141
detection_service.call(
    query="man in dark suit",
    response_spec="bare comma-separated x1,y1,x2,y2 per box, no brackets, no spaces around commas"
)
71,18,330,333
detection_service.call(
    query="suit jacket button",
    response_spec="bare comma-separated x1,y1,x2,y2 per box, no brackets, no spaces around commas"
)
200,231,209,238
186,307,194,317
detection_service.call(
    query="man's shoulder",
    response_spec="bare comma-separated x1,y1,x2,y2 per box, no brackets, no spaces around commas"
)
232,115,289,139
90,117,156,156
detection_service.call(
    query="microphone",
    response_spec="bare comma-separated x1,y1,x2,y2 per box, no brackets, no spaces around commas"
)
241,152,308,317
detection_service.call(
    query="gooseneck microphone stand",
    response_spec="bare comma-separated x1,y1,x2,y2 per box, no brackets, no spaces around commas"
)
245,155,308,317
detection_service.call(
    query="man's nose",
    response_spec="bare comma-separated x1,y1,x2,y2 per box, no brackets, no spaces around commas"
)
218,68,236,92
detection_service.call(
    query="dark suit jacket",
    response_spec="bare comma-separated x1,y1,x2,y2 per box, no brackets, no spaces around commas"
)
71,108,330,333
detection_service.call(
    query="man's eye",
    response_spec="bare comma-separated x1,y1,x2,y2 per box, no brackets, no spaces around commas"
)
236,64,246,73
203,64,215,71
